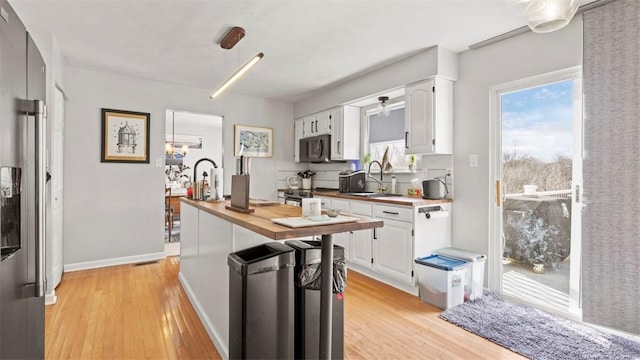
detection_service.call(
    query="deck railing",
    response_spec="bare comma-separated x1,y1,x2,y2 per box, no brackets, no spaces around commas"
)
504,189,572,199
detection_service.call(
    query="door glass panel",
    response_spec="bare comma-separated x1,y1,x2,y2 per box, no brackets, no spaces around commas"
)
500,79,577,313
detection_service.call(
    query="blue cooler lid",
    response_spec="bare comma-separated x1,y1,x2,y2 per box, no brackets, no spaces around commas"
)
415,254,466,271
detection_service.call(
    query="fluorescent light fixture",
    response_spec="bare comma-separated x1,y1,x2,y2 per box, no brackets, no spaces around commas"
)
210,52,264,99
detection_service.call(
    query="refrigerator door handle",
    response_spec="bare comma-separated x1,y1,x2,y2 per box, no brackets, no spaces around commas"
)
21,99,46,298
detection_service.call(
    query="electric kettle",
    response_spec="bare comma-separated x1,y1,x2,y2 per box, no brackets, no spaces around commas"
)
287,176,300,189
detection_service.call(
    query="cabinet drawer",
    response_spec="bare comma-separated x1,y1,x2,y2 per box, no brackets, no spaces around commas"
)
315,196,330,209
350,201,372,216
331,199,350,214
374,204,412,222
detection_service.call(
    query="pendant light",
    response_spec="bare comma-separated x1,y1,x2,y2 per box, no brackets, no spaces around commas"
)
210,53,264,99
376,96,391,117
522,0,580,33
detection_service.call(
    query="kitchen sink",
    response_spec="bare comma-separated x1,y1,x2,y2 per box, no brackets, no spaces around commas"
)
345,192,402,198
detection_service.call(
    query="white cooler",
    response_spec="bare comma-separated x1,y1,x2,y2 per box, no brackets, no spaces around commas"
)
435,247,487,301
415,255,465,310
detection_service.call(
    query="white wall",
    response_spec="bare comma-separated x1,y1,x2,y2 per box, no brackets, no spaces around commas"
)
294,46,457,118
452,19,582,256
63,67,293,267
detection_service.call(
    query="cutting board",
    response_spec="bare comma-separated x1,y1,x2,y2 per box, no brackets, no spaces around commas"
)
272,215,359,228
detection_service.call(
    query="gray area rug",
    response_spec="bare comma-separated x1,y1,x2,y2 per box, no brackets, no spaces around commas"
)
439,292,640,360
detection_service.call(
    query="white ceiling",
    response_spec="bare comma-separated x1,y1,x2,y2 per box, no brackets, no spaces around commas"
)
11,0,553,103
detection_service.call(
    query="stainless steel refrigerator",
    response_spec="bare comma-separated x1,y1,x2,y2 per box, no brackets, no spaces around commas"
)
0,1,47,358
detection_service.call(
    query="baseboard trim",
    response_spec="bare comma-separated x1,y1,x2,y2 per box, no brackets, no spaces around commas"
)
348,265,419,296
45,290,57,306
64,252,167,272
178,272,229,359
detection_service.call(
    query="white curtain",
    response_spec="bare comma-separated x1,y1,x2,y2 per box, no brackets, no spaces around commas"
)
582,0,640,335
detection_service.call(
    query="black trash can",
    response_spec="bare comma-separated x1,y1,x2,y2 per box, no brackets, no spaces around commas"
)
284,240,346,360
228,242,295,360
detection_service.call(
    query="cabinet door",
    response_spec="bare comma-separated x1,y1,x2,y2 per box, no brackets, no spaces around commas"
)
315,111,331,135
373,218,414,285
303,115,316,136
405,77,453,154
333,231,350,261
330,108,343,160
405,78,435,154
294,118,304,162
350,218,373,269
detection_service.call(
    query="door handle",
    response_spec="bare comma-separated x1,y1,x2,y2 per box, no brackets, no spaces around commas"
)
22,99,46,298
575,184,580,203
337,141,341,154
405,132,409,148
496,180,501,207
382,210,399,215
315,120,318,133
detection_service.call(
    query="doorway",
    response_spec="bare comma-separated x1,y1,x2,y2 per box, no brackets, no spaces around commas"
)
489,67,583,319
164,110,223,256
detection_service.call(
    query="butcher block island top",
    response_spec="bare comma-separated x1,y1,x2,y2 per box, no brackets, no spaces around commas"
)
181,198,383,240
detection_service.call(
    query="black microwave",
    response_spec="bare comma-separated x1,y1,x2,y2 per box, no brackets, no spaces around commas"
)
299,134,331,163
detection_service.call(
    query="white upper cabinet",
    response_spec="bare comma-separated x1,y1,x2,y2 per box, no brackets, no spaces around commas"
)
303,112,330,137
296,105,361,161
404,77,453,154
329,105,360,161
314,111,331,135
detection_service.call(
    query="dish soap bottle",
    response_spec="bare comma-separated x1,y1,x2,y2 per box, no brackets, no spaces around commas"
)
391,175,396,194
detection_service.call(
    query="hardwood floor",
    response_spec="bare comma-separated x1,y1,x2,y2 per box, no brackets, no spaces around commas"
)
46,257,524,359
45,257,220,359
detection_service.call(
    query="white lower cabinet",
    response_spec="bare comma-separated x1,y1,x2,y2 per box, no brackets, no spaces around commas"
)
332,231,350,261
373,218,414,284
310,196,451,293
350,221,373,269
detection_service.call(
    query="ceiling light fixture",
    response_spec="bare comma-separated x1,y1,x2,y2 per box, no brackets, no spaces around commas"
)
210,52,264,99
522,0,580,33
376,96,391,117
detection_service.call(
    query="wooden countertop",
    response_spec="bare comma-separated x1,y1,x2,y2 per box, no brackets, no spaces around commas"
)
181,198,383,240
311,190,452,206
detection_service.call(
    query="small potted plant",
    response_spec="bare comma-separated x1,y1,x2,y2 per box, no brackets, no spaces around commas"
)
408,154,416,172
363,153,371,169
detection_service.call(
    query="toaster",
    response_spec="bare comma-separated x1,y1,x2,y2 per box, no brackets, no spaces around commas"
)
338,170,366,193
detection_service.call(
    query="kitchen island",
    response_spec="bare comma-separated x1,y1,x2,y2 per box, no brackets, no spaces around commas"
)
179,198,382,359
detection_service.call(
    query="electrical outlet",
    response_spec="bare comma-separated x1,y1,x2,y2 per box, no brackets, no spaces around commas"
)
445,168,453,177
156,157,164,167
422,168,429,178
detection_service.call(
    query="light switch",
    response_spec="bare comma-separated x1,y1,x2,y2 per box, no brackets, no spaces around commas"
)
469,154,478,168
156,157,164,167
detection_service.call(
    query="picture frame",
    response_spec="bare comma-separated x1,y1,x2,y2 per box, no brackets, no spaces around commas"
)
101,108,150,163
234,125,273,157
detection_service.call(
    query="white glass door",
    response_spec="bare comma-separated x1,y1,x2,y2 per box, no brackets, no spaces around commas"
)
490,68,583,318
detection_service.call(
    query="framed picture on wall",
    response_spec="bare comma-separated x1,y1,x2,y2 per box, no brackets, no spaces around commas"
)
101,108,150,163
234,125,273,157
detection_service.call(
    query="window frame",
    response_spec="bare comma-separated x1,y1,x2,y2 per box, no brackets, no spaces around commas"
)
362,96,408,171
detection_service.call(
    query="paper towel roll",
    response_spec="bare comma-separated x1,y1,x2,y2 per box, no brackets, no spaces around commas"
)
211,167,224,200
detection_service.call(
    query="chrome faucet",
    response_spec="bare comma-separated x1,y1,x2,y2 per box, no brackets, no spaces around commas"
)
193,158,218,182
367,160,386,193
